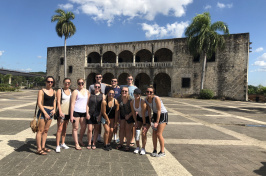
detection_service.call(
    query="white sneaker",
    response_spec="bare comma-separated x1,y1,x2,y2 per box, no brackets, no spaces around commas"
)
140,148,146,155
60,143,69,149
134,147,140,154
56,146,61,153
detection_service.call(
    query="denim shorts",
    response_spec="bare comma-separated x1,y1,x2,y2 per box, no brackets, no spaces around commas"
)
37,107,53,120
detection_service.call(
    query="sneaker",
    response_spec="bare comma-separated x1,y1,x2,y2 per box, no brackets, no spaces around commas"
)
107,145,112,150
151,150,157,157
140,148,146,155
60,143,69,149
134,147,140,154
55,146,61,153
103,145,110,151
157,151,166,157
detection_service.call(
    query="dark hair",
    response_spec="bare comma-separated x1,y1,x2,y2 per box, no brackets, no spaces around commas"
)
63,78,71,83
94,83,102,94
95,73,102,77
147,86,155,93
127,75,133,78
111,77,117,80
45,76,55,87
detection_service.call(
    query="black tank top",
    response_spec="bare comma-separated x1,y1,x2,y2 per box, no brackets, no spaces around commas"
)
89,93,103,116
106,99,116,119
43,90,55,106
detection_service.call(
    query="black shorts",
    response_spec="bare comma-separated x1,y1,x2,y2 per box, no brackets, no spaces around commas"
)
73,111,86,118
57,115,70,121
137,115,150,124
126,116,135,124
152,112,168,124
86,115,98,124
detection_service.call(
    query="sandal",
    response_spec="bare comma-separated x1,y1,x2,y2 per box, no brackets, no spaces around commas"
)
75,145,82,150
125,146,130,152
130,143,135,146
92,145,96,150
116,144,123,150
36,150,47,155
87,145,92,150
42,148,51,152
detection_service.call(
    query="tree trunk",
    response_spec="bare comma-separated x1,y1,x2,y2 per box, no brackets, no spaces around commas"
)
64,37,67,78
200,53,207,90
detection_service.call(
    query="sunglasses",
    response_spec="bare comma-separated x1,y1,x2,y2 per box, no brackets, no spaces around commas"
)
95,86,100,88
111,80,117,82
109,93,114,95
78,82,84,86
46,81,53,84
146,91,153,94
64,82,71,85
127,78,133,80
96,76,102,79
122,90,128,93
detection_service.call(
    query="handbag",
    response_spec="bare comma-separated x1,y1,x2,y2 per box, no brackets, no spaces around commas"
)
30,98,41,133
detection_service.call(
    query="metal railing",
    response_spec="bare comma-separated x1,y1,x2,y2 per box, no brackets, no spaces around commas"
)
87,62,172,68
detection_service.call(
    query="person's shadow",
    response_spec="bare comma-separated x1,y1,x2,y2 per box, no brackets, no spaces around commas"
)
254,162,266,175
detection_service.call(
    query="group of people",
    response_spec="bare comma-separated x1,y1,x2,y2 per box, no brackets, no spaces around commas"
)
35,74,168,158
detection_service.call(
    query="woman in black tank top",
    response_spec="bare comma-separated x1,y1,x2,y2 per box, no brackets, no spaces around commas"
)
35,76,56,155
101,89,119,151
86,83,105,150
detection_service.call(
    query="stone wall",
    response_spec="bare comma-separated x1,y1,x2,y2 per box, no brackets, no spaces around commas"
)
47,33,249,100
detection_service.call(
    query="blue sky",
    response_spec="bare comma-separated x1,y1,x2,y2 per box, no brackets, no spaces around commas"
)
0,0,265,86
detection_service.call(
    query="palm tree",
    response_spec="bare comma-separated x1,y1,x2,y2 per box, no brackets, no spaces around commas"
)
51,9,76,78
185,12,229,90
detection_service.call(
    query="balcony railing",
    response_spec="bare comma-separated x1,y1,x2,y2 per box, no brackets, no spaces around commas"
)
87,62,172,68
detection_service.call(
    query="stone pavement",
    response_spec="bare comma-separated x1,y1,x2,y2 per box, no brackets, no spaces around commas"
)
0,90,266,175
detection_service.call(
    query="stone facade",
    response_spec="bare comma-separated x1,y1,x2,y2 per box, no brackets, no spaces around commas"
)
47,33,249,100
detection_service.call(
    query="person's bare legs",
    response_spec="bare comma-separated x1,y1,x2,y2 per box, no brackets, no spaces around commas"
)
141,125,150,149
87,124,93,148
36,119,45,152
125,123,134,147
108,119,115,144
41,119,52,150
103,124,110,146
157,123,166,153
56,118,63,146
119,120,126,146
78,117,86,146
72,117,81,149
61,120,69,145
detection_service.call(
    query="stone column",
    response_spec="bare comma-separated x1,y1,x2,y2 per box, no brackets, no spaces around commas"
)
100,55,103,67
133,54,136,66
116,55,118,66
152,54,155,66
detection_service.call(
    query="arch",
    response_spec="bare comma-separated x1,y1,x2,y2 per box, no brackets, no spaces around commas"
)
87,72,96,88
103,51,116,63
154,48,172,62
154,73,171,96
136,49,152,62
103,73,114,84
118,50,133,63
135,73,150,95
118,73,129,85
87,52,101,63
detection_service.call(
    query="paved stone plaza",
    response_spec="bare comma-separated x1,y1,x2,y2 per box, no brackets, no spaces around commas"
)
0,90,266,176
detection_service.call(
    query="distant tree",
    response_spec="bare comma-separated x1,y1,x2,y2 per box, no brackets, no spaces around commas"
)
185,12,229,90
51,9,76,78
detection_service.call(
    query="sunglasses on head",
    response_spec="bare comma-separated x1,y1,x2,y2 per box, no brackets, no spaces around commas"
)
46,81,53,84
95,86,100,88
146,91,153,94
78,82,84,85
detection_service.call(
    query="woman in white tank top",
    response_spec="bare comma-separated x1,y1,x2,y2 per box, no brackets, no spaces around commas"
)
130,88,150,155
145,86,168,157
70,78,90,150
55,78,72,153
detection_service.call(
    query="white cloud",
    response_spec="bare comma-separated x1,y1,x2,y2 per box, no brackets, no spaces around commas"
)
258,53,266,61
141,21,189,39
20,68,32,72
217,2,233,9
250,68,266,72
204,5,211,10
254,61,266,67
58,3,74,10
37,56,42,59
68,0,193,26
254,47,264,53
0,50,4,56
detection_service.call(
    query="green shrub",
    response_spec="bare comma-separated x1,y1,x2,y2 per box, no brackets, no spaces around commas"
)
199,89,214,99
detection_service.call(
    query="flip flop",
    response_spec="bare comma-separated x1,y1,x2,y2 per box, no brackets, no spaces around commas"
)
130,143,135,146
36,150,47,155
92,145,96,150
42,148,51,152
75,146,82,150
86,145,92,150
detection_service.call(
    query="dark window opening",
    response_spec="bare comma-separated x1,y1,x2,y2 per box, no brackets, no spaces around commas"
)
208,53,215,62
182,78,191,88
87,57,92,63
193,55,200,62
69,66,73,74
60,58,64,65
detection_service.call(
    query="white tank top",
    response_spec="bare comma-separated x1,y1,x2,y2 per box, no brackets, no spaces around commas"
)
133,98,148,118
145,96,167,113
74,89,88,113
61,88,71,115
61,88,71,104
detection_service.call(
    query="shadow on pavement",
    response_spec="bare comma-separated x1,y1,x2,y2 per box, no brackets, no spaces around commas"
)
254,162,266,175
205,106,266,114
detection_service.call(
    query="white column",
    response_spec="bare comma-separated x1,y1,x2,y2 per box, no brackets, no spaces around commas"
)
100,55,103,67
116,55,118,66
133,54,136,66
152,54,155,66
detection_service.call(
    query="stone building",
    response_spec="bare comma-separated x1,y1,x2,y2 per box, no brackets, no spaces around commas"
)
47,33,250,100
